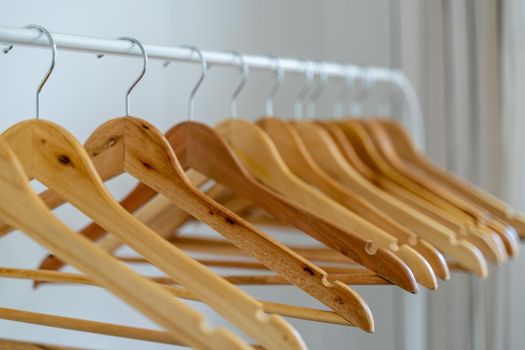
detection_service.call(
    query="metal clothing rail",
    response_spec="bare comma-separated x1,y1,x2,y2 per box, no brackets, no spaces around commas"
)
0,26,424,148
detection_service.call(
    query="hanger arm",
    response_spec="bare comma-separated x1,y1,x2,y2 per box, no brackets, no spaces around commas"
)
167,121,417,294
0,135,245,350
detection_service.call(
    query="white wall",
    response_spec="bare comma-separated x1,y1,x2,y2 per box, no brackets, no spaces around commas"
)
0,1,415,350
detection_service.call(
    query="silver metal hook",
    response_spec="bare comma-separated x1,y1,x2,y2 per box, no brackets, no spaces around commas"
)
117,37,148,116
351,67,373,116
24,25,57,120
334,66,355,117
2,44,13,54
265,55,284,116
225,50,249,118
293,61,314,119
306,62,327,119
180,45,207,121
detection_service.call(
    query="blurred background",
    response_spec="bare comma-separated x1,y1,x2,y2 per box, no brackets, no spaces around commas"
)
0,1,523,349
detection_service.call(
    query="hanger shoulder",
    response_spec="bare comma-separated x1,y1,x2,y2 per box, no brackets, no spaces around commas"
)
0,135,245,350
37,181,158,274
3,119,282,350
378,119,525,239
357,120,494,227
297,120,487,277
258,117,438,288
169,121,418,294
84,116,306,349
217,119,405,249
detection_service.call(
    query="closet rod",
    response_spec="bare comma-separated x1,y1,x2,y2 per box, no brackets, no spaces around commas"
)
0,26,423,146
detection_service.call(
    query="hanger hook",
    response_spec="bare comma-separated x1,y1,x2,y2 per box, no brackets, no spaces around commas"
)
117,37,148,116
24,25,57,120
293,60,314,119
334,66,355,117
306,62,327,119
180,45,207,121
351,67,373,116
225,50,249,118
265,55,284,116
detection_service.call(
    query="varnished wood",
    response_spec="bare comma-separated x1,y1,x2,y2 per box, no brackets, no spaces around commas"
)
83,117,374,333
338,119,518,257
2,119,288,350
85,117,306,348
170,121,417,292
37,170,208,274
378,118,525,239
257,117,441,287
342,119,487,221
0,268,350,326
379,177,507,264
0,135,243,350
0,307,184,347
213,118,419,291
358,119,519,257
291,120,487,277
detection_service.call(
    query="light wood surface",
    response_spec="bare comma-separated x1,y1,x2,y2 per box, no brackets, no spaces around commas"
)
337,119,518,258
211,118,418,294
358,119,518,257
342,119,487,222
0,133,244,350
378,118,525,239
2,119,283,350
37,170,208,274
293,120,487,277
35,164,376,331
83,117,373,334
258,117,441,287
82,117,306,349
0,267,351,326
168,121,427,329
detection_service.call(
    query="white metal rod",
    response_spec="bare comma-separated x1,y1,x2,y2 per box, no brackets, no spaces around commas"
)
0,26,424,147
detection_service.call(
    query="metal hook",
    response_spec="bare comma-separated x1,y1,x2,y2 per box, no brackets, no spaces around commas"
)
117,37,148,116
351,67,373,116
24,25,57,120
225,50,249,118
306,62,327,119
2,45,13,54
179,45,207,121
265,55,284,116
293,61,314,119
334,66,356,117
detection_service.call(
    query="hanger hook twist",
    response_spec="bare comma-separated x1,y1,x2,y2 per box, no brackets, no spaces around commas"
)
23,25,57,120
180,45,207,121
117,37,148,117
352,67,374,116
293,60,314,119
225,50,249,118
334,66,356,117
306,62,327,119
265,55,284,116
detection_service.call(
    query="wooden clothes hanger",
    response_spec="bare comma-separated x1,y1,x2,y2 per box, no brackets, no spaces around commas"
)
1,33,303,350
272,69,487,276
213,57,429,288
318,120,505,265
28,48,400,332
348,117,518,257
316,119,506,264
253,61,443,285
0,134,245,350
333,115,517,259
375,117,525,239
